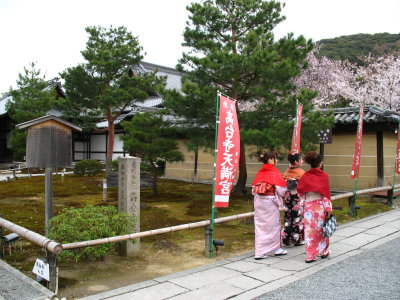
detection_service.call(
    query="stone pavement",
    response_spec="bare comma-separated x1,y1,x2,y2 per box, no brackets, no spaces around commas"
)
80,209,400,300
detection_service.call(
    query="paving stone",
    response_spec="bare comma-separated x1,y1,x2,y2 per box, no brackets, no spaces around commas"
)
227,286,267,300
352,220,388,229
372,214,400,222
246,267,293,283
340,233,381,247
334,226,367,237
329,234,347,242
292,264,325,279
329,241,359,256
244,256,282,265
385,220,400,229
364,225,400,236
75,280,158,300
168,267,240,290
269,258,309,271
360,231,400,250
224,274,265,290
169,282,243,300
225,252,254,262
154,259,229,283
258,275,301,293
107,282,188,300
224,261,264,273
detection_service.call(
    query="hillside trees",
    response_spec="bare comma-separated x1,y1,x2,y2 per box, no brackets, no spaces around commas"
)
60,26,165,174
177,0,325,193
6,62,61,159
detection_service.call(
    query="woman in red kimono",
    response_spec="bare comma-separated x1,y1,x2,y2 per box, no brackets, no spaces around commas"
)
252,151,287,260
297,152,332,263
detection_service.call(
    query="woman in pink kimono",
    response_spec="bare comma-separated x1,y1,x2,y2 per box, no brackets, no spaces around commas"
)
297,152,332,263
252,151,287,260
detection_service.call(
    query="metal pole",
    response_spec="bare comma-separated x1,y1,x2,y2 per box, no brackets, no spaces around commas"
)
0,214,3,258
389,121,400,206
103,178,107,203
209,92,220,258
46,251,58,293
45,167,53,236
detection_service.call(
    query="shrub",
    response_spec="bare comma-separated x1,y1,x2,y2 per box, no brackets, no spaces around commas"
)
73,159,103,177
111,159,119,172
48,205,135,262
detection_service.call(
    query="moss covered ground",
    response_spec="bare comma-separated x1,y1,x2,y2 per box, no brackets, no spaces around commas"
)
0,174,393,298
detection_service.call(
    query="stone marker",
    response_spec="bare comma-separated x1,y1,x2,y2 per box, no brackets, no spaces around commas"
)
118,156,141,256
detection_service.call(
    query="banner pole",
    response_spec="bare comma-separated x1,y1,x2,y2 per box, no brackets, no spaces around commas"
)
210,92,220,258
352,176,359,217
294,100,299,154
351,105,363,217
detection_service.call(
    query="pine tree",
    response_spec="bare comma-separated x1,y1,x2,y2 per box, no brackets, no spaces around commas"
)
179,0,318,193
60,26,165,174
121,112,184,195
6,62,60,159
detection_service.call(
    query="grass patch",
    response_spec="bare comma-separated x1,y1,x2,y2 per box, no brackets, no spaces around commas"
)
0,175,394,298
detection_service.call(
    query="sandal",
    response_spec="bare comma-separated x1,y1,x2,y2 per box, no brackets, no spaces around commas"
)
255,254,268,260
305,258,316,263
294,241,305,246
274,249,288,256
321,251,331,259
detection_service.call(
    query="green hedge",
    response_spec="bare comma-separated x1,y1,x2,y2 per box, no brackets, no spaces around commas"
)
48,205,135,261
73,159,103,177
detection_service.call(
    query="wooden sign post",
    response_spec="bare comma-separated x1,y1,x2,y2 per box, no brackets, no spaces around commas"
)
16,115,82,235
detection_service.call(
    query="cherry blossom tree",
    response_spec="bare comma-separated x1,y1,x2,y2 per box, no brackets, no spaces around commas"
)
294,48,400,112
354,54,400,111
293,47,356,108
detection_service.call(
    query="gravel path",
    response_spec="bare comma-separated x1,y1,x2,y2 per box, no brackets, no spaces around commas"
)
257,236,400,300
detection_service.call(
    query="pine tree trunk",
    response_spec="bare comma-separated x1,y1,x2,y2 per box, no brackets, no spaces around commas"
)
234,139,247,195
106,109,115,176
193,148,198,181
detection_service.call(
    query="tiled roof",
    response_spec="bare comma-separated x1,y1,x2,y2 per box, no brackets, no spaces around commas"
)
131,61,182,93
320,106,400,125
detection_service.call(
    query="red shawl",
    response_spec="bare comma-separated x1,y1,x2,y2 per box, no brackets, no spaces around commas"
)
297,168,331,199
252,164,286,187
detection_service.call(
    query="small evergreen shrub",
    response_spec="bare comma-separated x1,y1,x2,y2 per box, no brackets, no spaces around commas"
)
73,159,103,177
111,159,119,172
48,205,135,262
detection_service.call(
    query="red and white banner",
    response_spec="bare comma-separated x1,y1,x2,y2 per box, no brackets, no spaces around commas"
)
290,103,303,154
396,124,400,174
214,95,240,208
351,105,364,179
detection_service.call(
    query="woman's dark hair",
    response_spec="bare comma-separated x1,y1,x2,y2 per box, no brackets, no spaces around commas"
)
260,151,278,164
288,153,302,165
304,151,322,168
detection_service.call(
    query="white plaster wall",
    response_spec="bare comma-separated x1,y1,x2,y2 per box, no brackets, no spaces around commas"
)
91,134,106,151
114,134,124,152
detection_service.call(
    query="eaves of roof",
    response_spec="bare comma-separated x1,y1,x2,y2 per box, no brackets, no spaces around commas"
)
319,106,400,125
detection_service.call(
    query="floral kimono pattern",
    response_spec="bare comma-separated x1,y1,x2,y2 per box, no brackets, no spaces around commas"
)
302,192,332,261
281,191,303,245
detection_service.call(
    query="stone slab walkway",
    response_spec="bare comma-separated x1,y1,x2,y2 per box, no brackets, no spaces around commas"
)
80,209,400,300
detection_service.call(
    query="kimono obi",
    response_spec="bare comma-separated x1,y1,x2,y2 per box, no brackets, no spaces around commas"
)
253,182,275,195
303,192,323,202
